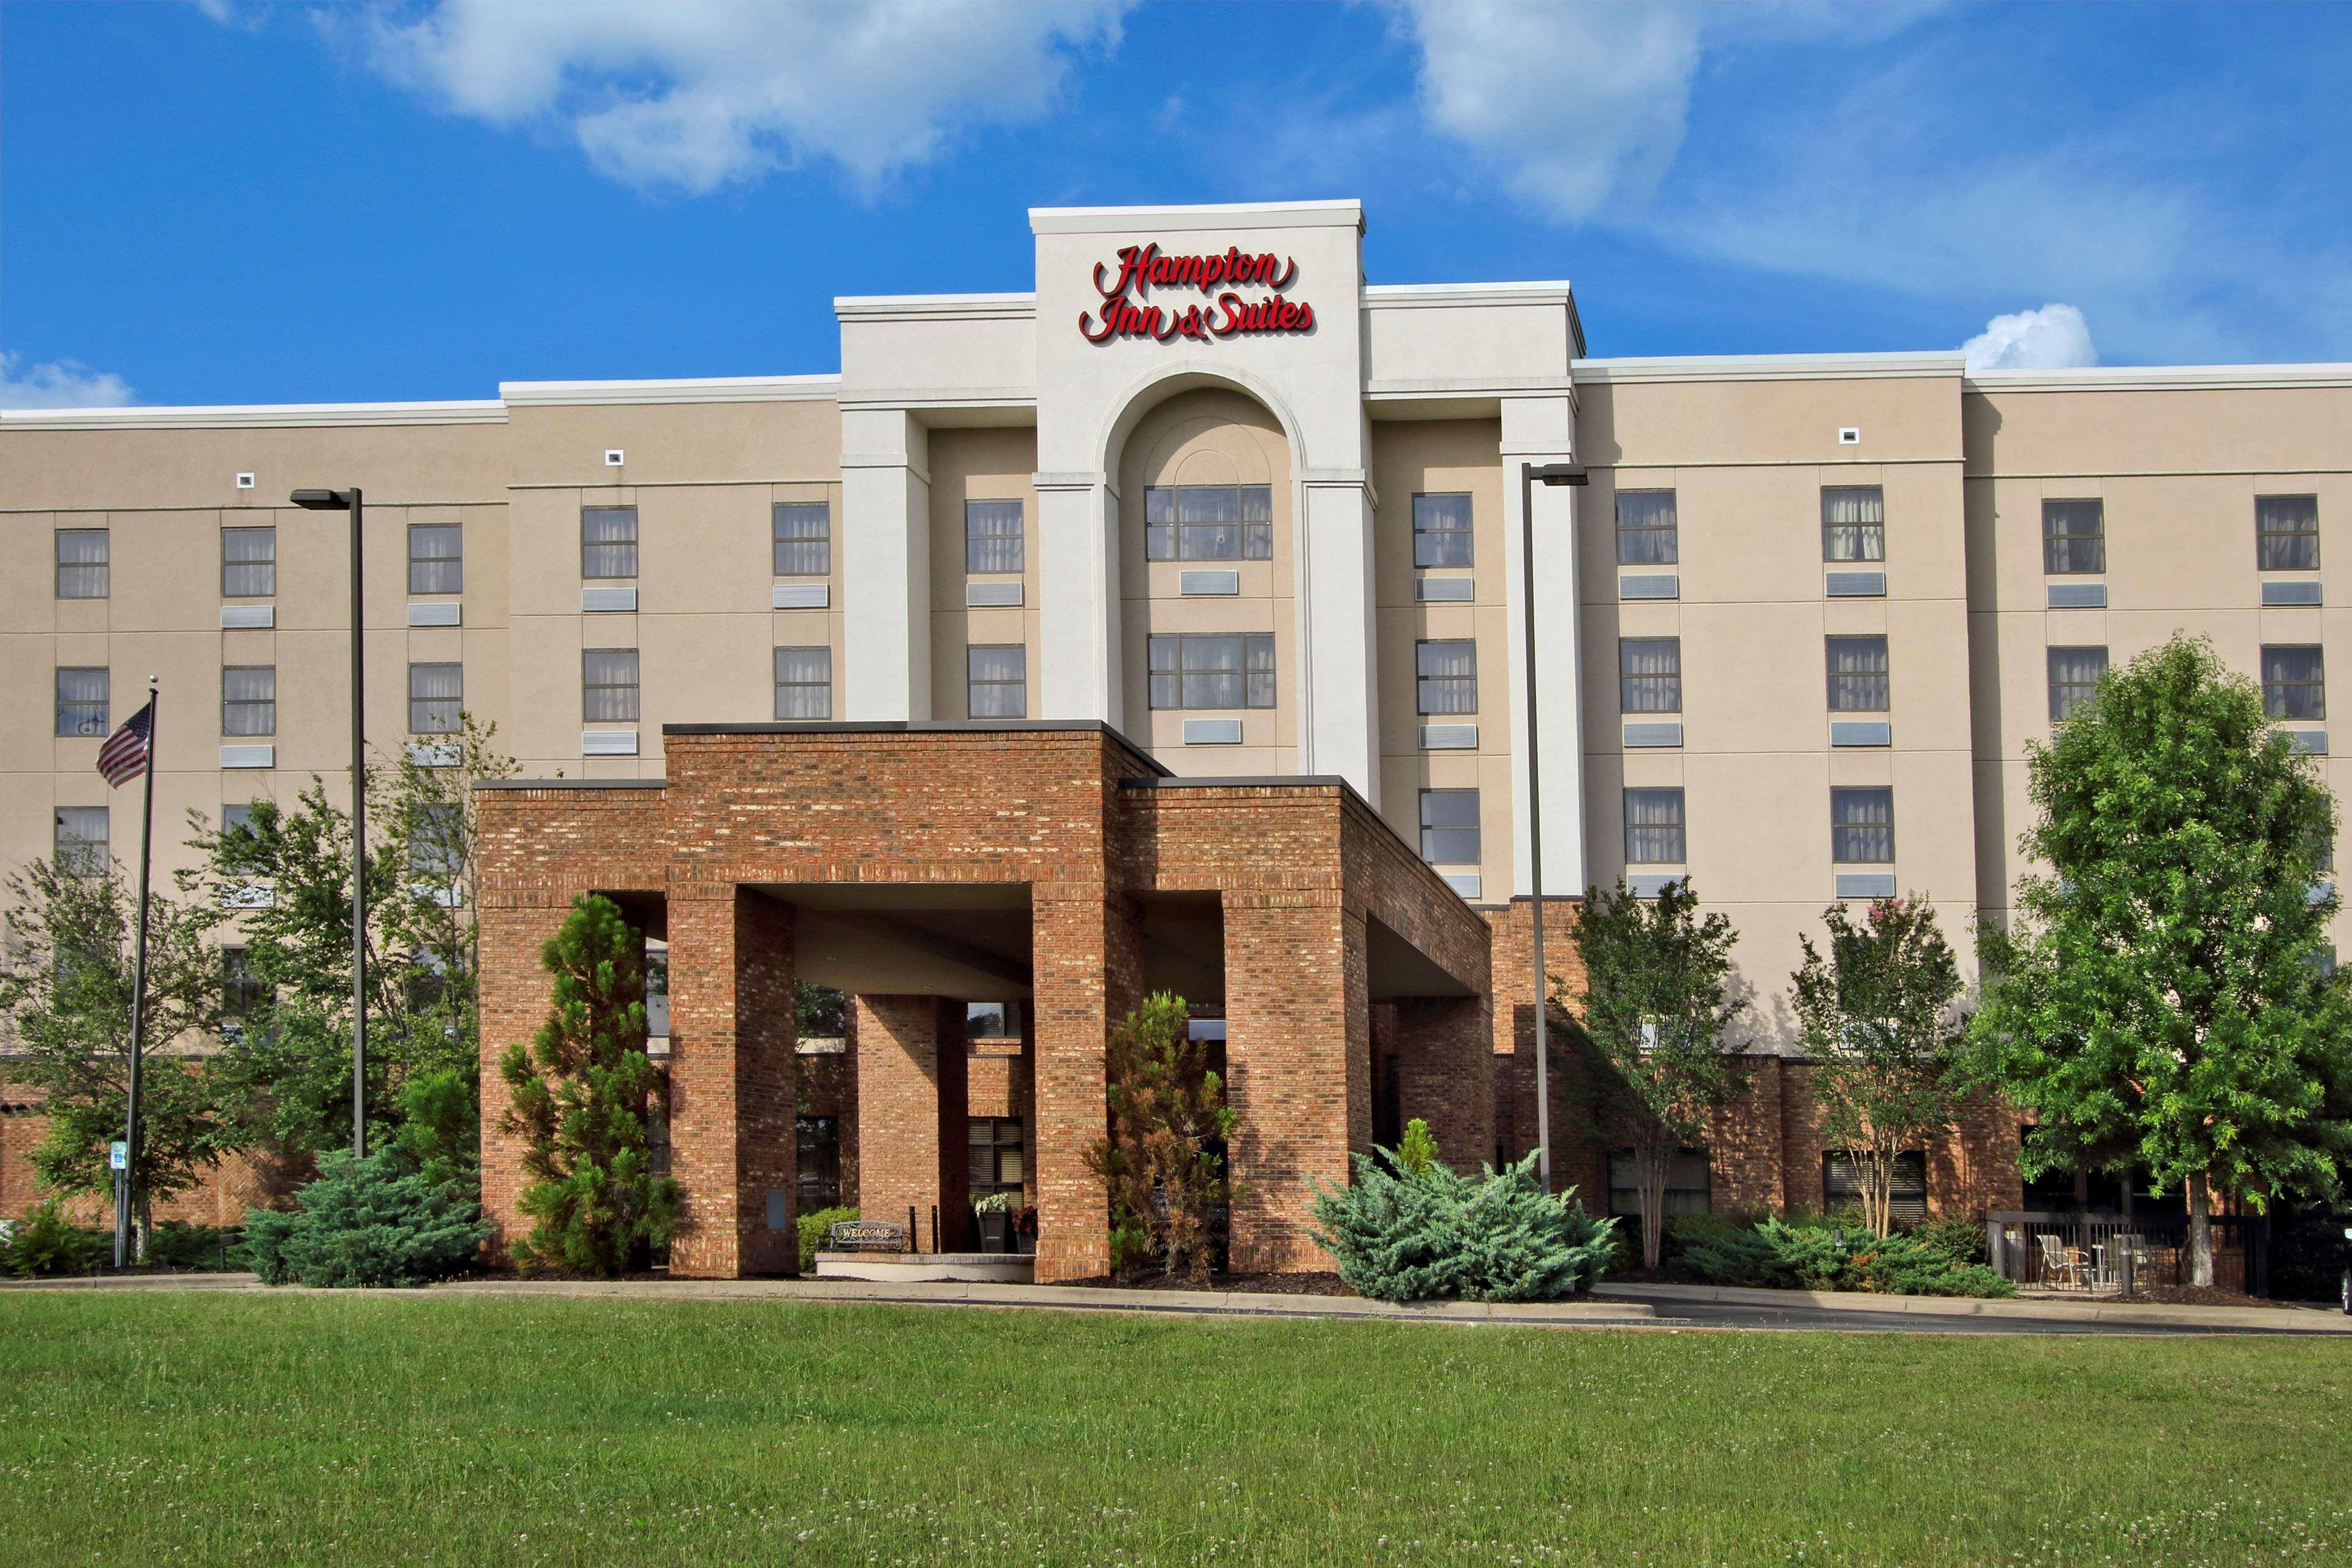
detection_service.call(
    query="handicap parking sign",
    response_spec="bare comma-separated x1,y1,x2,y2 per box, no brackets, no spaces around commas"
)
109,1141,127,1171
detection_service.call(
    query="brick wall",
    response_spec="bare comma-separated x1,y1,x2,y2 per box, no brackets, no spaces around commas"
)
853,993,971,1253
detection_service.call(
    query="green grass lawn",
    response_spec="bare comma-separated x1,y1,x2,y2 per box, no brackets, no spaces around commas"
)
2,1294,2348,1566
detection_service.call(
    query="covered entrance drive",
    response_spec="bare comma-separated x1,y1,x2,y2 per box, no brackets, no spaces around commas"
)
474,722,1494,1281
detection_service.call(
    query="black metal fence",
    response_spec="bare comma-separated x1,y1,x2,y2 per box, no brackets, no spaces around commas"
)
1986,1210,2268,1295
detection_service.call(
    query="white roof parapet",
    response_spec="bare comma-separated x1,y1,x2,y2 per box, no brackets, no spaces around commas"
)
1030,198,1363,235
1576,352,1964,385
0,399,508,430
1964,363,2352,393
833,292,1036,322
499,374,840,406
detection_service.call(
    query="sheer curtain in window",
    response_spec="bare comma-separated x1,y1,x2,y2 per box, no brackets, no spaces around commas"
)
55,667,108,737
408,663,463,733
1412,493,1474,567
2046,647,2108,721
967,645,1026,718
582,649,639,722
1821,488,1885,562
1415,640,1477,714
581,507,639,579
773,502,831,575
965,500,1024,573
773,647,832,719
1825,636,1890,711
55,529,108,598
1615,492,1678,565
409,524,462,595
1618,638,1681,712
222,527,276,597
222,666,277,736
1624,788,1686,863
2257,495,2320,571
1831,788,1894,862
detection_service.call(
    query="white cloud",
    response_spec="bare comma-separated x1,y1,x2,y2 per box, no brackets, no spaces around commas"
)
1378,1,1937,222
0,353,135,410
1961,304,2095,371
336,0,1132,195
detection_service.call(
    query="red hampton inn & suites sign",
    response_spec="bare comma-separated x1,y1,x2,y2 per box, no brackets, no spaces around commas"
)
1080,243,1317,344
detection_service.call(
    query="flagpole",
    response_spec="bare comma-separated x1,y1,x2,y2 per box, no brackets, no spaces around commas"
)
115,681,159,1269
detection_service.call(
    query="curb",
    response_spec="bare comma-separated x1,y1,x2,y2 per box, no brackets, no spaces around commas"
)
1594,1281,2352,1333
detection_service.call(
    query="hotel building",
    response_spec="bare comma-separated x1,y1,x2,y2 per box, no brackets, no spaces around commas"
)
3,200,2346,1277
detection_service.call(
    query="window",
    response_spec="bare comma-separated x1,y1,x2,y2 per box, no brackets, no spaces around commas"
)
222,666,276,736
967,1001,1015,1039
221,944,268,1022
1147,633,1276,709
1821,487,1885,563
1607,1149,1713,1219
55,528,108,598
969,1117,1025,1199
772,501,830,576
1624,788,1686,864
2041,499,2106,575
1615,491,1677,565
222,804,255,837
1145,484,1273,562
965,499,1025,575
1824,1150,1927,1224
2263,645,2326,720
53,807,107,876
580,505,638,579
2047,646,2109,722
407,803,462,876
1418,789,1480,865
407,662,462,733
772,647,831,720
55,667,108,737
1412,492,1473,568
967,645,1027,718
1619,638,1681,713
1831,787,1894,863
219,526,276,598
797,1115,842,1207
1825,635,1890,712
408,524,462,595
582,649,639,722
2258,494,2320,571
1415,639,1477,714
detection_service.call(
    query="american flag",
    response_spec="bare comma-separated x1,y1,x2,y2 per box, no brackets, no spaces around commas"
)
97,701,153,788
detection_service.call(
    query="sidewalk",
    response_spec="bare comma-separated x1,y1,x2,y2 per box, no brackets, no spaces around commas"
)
1593,1280,2352,1333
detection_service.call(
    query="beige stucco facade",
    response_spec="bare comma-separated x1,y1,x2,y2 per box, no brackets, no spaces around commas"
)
5,200,2349,1049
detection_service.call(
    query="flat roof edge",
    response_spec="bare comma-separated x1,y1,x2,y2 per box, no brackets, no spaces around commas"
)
660,718,1173,774
1577,352,1964,385
499,374,841,406
1,400,509,430
475,778,668,791
1030,199,1363,235
1964,363,2352,392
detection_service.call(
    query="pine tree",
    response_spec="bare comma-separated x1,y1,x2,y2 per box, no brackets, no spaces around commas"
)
498,895,677,1276
1081,992,1235,1284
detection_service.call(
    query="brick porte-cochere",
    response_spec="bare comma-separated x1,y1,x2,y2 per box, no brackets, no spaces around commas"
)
473,722,1494,1281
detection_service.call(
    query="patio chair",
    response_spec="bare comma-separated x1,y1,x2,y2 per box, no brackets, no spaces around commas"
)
2035,1233,2094,1289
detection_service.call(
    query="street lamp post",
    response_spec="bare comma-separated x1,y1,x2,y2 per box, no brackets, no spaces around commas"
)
290,486,369,1158
1518,460,1587,1193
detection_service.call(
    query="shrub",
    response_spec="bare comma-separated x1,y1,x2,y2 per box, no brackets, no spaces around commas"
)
797,1204,857,1274
1309,1143,1616,1303
1907,1212,1988,1268
243,1149,486,1288
3,1199,109,1278
1679,1224,1786,1288
145,1219,236,1271
1679,1211,2014,1298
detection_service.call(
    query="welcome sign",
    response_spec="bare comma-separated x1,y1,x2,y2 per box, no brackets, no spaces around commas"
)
1080,243,1317,344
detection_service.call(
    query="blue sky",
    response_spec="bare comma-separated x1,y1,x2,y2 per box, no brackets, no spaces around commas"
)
4,0,2348,407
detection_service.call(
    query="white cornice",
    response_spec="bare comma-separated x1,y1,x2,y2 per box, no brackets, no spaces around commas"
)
1575,352,1963,385
1964,363,2352,393
834,292,1036,322
499,374,839,406
1029,199,1363,236
0,400,508,430
1363,282,1574,308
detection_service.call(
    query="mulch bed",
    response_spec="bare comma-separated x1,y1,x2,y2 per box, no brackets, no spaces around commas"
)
2128,1284,2307,1310
1059,1271,1359,1297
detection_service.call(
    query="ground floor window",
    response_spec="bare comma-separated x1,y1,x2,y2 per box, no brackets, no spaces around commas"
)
1607,1148,1713,1218
797,1115,840,1207
1823,1150,1926,1223
968,1116,1023,1199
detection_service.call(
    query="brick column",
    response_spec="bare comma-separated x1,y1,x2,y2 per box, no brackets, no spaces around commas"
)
667,888,799,1278
1030,885,1142,1283
1223,892,1371,1273
476,901,581,1262
853,994,971,1252
1392,994,1494,1177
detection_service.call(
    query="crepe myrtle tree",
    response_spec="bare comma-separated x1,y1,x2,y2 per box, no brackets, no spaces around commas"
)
1972,635,2352,1286
1567,877,1743,1270
1792,894,1971,1238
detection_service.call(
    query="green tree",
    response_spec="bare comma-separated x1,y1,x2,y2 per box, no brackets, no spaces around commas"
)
1568,877,1742,1270
1791,894,1970,1237
499,894,677,1276
1082,991,1235,1284
183,715,514,1162
1972,635,2352,1286
0,854,230,1259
